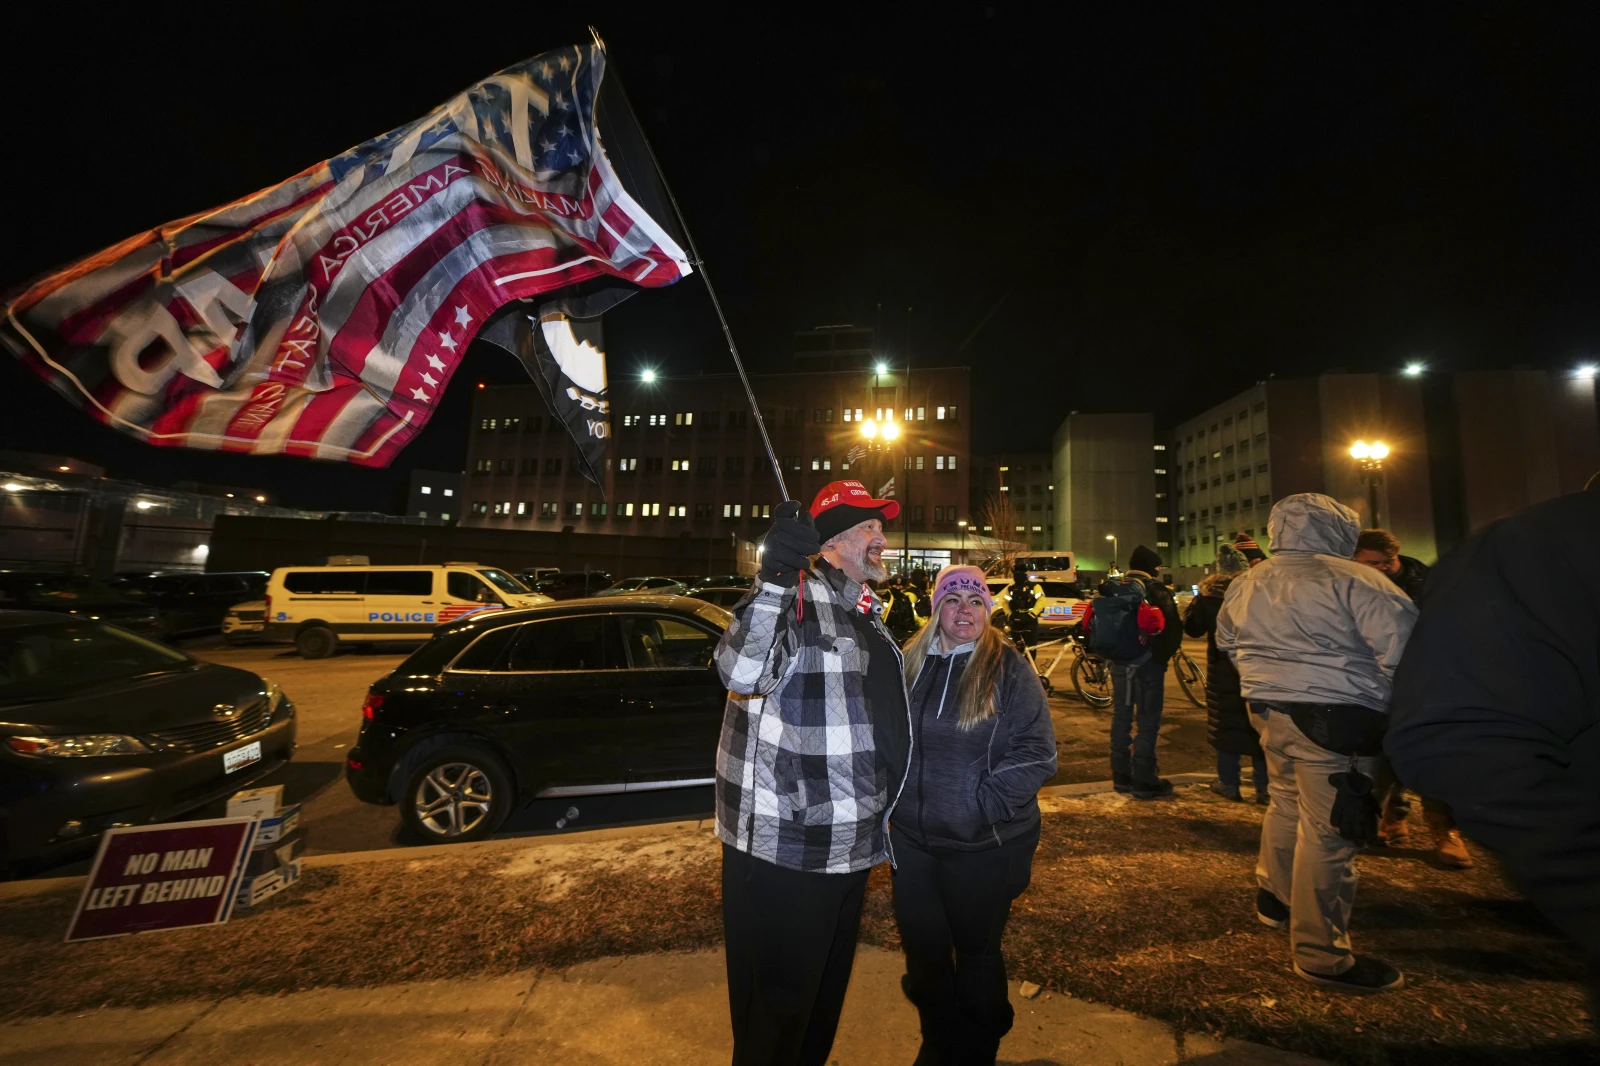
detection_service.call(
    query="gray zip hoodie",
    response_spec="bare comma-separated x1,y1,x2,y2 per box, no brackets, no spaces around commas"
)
891,639,1058,851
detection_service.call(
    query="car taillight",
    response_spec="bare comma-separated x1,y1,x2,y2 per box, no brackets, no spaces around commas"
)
361,693,384,720
264,594,271,615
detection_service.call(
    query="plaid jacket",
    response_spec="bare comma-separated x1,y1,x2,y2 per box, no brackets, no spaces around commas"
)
713,561,909,874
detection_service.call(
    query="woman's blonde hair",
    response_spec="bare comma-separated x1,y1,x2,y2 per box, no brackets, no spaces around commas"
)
900,594,1007,729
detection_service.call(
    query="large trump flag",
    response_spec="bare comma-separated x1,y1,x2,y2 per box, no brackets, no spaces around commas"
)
0,42,689,467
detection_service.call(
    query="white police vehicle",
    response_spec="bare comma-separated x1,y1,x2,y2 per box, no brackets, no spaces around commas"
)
262,560,552,658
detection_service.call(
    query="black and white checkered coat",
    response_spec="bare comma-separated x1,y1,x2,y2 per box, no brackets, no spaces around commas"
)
713,561,908,874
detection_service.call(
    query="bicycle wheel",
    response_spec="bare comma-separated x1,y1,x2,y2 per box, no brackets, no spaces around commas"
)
1175,651,1206,708
1072,653,1114,708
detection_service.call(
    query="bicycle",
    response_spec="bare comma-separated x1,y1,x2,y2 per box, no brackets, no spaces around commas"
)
1173,648,1206,708
1065,624,1113,708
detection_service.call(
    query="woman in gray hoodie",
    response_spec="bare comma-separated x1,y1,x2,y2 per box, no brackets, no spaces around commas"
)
891,564,1058,1065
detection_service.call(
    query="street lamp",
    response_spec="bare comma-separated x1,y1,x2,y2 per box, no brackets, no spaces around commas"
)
1105,533,1118,573
957,519,968,563
1403,362,1425,377
640,368,657,384
1349,440,1389,526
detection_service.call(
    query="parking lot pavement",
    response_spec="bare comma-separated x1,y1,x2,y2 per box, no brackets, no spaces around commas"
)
1042,636,1216,785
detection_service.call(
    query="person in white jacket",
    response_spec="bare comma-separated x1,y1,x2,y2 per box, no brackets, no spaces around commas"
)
1217,493,1417,994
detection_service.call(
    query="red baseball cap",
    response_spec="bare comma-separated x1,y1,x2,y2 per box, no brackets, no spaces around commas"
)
809,479,899,542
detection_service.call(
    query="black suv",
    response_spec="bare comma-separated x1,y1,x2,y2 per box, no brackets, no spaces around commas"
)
345,596,731,844
117,571,269,638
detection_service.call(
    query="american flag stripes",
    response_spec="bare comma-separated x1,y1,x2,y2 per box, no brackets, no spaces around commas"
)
1,44,689,467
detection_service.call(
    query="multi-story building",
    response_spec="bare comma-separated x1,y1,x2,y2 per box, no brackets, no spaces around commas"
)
407,469,463,521
1050,413,1160,573
462,361,973,575
969,452,1053,554
1167,369,1600,574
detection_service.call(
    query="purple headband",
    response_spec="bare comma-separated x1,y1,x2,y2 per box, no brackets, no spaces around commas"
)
931,564,994,614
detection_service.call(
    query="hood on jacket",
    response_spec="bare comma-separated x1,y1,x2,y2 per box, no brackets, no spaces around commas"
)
1267,493,1361,557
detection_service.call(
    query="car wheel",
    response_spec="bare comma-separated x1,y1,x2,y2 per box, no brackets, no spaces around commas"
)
296,626,338,659
400,744,514,844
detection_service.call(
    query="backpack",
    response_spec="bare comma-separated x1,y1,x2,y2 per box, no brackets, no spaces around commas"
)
1088,576,1149,661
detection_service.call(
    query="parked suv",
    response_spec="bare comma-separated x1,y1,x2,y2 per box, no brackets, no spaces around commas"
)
120,571,269,638
345,596,730,844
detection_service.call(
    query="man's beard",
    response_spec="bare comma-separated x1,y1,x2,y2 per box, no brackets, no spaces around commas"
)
845,540,888,583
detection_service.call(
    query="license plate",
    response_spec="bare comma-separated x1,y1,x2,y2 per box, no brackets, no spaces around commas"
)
224,741,262,774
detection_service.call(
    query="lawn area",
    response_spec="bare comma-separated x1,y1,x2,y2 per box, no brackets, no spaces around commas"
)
0,786,1592,1064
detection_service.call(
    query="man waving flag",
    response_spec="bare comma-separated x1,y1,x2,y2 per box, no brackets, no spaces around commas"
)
0,41,689,467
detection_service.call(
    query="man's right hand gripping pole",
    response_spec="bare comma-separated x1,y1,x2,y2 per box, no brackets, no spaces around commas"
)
760,501,820,621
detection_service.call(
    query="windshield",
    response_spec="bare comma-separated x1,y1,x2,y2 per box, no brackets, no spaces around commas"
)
1018,556,1075,572
0,621,191,702
476,569,530,594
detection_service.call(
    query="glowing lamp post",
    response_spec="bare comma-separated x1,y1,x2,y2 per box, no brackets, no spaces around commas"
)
1105,532,1118,574
1349,440,1389,527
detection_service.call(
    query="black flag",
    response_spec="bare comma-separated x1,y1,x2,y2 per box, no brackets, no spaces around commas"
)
479,287,632,490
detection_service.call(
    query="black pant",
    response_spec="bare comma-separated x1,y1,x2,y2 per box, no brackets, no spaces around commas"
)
722,844,870,1066
890,824,1040,1065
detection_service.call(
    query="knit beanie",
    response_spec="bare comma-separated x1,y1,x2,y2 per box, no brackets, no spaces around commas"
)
1233,532,1267,563
1128,544,1163,574
1216,544,1248,574
930,564,994,614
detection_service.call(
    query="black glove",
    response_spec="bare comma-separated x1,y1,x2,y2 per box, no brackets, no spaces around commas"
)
759,501,819,587
1329,766,1381,845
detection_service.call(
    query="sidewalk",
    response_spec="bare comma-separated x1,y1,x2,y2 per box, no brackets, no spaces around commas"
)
0,944,1325,1066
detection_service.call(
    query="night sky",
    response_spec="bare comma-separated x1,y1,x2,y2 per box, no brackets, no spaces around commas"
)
3,4,1597,511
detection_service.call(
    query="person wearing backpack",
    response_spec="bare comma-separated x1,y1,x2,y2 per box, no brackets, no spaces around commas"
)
883,577,918,643
1081,545,1175,799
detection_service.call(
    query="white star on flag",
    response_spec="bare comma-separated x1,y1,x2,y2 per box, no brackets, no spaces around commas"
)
567,150,581,164
421,372,439,387
454,305,472,328
439,331,457,351
558,55,570,71
426,354,446,371
410,387,431,402
539,138,556,153
554,92,567,109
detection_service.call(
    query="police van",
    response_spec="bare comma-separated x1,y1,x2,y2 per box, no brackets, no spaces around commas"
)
262,560,553,659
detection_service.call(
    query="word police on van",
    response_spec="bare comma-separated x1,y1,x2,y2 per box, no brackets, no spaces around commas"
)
263,560,551,659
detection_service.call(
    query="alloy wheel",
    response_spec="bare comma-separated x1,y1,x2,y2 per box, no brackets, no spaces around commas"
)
413,761,495,838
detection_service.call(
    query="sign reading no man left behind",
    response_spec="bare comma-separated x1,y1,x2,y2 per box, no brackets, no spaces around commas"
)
65,818,257,942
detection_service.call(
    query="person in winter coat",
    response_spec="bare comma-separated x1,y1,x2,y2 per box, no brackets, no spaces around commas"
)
1082,545,1181,799
1352,528,1472,868
1183,546,1267,803
714,480,910,1066
1216,493,1418,994
892,564,1058,1065
1386,489,1600,1015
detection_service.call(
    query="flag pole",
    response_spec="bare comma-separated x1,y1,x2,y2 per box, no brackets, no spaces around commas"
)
591,29,790,503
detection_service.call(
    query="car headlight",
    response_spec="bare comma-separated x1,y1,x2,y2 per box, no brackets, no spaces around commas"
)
7,734,151,757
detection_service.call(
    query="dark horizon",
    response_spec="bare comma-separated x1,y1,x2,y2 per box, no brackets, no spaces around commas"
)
3,4,1597,510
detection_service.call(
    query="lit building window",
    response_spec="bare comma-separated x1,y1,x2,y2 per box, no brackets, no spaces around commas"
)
420,486,432,495
641,502,660,516
675,412,694,425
